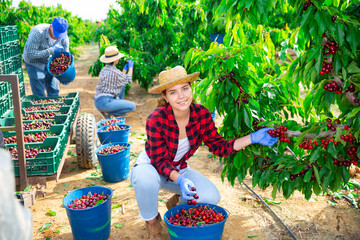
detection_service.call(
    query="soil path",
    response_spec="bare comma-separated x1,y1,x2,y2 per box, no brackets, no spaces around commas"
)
28,44,360,240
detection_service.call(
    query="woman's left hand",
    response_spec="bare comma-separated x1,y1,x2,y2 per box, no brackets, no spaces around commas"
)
250,127,278,146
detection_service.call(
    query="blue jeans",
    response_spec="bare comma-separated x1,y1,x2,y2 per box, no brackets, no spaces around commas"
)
25,63,59,97
94,91,136,116
130,163,220,221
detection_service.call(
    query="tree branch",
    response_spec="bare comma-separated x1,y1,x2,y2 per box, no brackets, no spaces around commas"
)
285,125,345,138
332,76,359,106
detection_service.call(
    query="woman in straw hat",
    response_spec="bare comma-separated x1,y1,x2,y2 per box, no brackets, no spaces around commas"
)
130,66,278,239
94,46,136,118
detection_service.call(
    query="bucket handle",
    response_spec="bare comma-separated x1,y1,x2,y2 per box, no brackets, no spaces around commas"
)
223,207,230,217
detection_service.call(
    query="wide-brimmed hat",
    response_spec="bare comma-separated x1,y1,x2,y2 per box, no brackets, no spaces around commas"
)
52,17,68,39
100,46,125,63
148,66,199,94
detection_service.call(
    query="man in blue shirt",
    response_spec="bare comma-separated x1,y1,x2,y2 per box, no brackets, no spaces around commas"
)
23,17,69,97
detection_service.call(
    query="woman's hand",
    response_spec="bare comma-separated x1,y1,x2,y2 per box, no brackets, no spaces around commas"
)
250,127,278,146
128,59,134,69
176,174,196,201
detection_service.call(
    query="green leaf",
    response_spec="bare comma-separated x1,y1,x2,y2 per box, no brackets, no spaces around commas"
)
340,167,351,184
243,105,252,129
327,143,337,158
53,230,60,233
264,199,281,205
39,223,52,232
346,61,360,74
111,204,122,209
335,23,345,46
47,210,56,216
94,199,104,206
23,186,32,192
60,225,70,229
62,183,69,187
55,190,60,194
192,154,201,158
114,223,123,228
309,148,321,162
248,235,259,238
70,168,75,172
304,169,312,182
346,26,359,54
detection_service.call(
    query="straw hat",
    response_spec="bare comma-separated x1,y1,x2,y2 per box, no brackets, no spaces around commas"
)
148,66,199,94
100,46,125,63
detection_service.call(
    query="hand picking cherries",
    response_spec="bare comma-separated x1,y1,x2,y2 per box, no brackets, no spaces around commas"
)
49,53,72,75
167,205,225,227
187,186,198,205
267,125,290,143
98,144,126,155
99,118,124,127
99,125,126,132
67,192,110,209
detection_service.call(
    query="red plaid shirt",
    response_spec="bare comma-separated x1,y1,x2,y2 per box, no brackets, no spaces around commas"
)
145,103,237,180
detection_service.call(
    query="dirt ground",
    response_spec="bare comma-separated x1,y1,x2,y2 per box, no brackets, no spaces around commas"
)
25,44,360,240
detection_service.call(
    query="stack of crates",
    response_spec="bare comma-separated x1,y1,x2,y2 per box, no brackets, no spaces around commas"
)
0,25,80,177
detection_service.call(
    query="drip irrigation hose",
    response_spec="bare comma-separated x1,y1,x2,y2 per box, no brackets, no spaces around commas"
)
241,181,298,240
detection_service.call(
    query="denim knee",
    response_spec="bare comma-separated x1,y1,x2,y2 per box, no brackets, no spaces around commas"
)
131,164,160,191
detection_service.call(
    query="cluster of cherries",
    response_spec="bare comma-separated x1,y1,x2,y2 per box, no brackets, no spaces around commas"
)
326,118,339,131
261,159,274,171
218,72,251,104
25,105,63,112
323,81,342,94
298,139,317,150
4,132,56,144
345,83,355,93
333,158,357,167
167,205,225,227
252,120,266,131
49,53,71,76
290,165,317,181
186,186,199,205
23,112,61,120
346,147,358,160
32,98,65,104
322,39,339,56
321,138,340,149
67,192,110,209
267,125,291,143
303,1,314,11
99,118,124,127
23,121,54,130
6,146,52,159
99,125,126,132
98,144,126,155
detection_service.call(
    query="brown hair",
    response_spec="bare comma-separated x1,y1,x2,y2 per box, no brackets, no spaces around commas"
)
156,83,196,107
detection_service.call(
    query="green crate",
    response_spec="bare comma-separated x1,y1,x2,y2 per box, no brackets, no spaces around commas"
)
21,97,75,108
3,124,67,146
10,40,20,57
0,93,13,117
22,92,79,103
0,26,17,44
0,114,71,132
5,137,62,176
11,54,21,70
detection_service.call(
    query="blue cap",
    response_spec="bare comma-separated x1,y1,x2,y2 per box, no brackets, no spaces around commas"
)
52,17,68,39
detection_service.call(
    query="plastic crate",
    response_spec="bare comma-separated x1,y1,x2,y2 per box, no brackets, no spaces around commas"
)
21,97,75,108
11,54,21,71
5,137,62,176
0,26,17,44
3,124,67,146
9,40,20,57
0,93,13,117
23,92,79,104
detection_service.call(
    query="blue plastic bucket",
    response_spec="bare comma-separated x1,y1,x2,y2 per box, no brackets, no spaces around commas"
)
96,142,131,182
97,124,131,144
96,117,126,129
210,33,225,44
62,186,113,240
164,203,228,240
47,51,76,85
